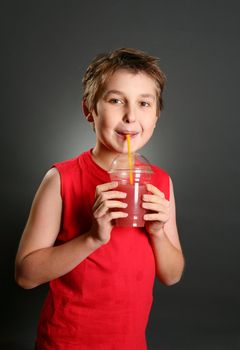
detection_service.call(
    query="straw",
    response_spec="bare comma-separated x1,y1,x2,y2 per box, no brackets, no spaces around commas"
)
126,134,133,185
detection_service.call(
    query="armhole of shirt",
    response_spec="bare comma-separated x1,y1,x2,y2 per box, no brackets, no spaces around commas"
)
167,174,170,201
151,165,171,201
50,164,64,200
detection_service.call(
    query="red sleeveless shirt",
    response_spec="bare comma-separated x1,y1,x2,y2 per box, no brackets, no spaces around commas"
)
36,149,169,350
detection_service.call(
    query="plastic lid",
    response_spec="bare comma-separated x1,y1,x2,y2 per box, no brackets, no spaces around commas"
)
108,152,153,174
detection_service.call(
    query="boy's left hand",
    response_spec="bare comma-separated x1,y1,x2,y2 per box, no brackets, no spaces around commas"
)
142,184,170,237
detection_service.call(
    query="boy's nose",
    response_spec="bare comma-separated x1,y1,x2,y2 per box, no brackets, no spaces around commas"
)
123,107,136,123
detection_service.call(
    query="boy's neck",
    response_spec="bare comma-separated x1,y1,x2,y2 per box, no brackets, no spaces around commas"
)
91,146,119,171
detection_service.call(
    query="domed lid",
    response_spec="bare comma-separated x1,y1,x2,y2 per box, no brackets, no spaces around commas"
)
108,152,153,174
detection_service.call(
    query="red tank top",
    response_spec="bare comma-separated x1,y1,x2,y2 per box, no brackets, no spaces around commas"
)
36,149,169,350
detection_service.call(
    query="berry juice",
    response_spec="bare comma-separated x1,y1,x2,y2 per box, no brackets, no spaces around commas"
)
116,183,147,227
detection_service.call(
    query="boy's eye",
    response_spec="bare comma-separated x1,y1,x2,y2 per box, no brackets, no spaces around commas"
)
140,101,151,107
109,98,122,104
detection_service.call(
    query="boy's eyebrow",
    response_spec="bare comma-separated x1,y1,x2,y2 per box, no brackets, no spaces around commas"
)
103,90,123,97
139,93,156,100
103,90,156,100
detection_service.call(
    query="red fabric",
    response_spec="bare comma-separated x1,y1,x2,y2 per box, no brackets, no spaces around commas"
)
36,149,169,350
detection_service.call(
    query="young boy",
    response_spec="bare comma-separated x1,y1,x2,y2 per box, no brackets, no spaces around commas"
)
15,48,184,350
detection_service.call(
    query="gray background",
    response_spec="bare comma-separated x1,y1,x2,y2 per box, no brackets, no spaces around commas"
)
1,0,239,349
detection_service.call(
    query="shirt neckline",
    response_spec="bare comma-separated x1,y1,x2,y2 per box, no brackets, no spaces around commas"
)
83,149,110,181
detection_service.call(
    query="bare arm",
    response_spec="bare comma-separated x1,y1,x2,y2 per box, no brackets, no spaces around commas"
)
143,179,185,285
15,169,127,289
15,168,101,289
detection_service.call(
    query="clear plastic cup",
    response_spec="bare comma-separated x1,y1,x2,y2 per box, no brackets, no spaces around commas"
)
108,153,153,227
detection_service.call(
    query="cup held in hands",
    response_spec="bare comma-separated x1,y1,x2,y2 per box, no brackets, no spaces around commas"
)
108,153,153,227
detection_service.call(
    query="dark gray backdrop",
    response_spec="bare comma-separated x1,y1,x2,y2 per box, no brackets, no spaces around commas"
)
1,0,239,349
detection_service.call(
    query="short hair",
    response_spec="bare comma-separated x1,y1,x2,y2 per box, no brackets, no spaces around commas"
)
82,47,166,114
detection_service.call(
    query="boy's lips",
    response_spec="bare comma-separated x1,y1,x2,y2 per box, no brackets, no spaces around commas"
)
115,130,139,139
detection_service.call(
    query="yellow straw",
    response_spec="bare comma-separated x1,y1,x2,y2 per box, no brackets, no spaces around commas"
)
126,134,133,185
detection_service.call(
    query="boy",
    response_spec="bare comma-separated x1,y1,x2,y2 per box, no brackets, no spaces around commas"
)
15,48,184,350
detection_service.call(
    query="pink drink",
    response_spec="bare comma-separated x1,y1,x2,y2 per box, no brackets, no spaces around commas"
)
108,153,152,227
116,183,147,227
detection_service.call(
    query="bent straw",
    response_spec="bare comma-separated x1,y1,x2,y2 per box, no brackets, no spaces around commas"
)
126,134,133,185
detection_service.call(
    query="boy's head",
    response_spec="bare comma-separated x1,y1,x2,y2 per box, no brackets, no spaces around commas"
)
82,47,166,116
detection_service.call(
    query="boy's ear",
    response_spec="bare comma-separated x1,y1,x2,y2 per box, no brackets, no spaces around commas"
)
82,99,94,122
154,113,160,127
157,110,161,120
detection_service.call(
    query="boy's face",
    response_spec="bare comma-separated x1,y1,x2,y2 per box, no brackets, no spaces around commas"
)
91,69,159,160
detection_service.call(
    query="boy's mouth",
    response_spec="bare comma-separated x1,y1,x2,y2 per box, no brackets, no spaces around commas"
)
115,130,139,139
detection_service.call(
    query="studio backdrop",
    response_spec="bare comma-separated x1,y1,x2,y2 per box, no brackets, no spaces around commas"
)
1,1,239,349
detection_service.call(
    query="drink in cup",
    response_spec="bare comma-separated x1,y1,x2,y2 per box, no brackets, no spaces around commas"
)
108,153,153,227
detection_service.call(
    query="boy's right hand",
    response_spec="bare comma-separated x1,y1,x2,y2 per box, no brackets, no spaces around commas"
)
88,181,128,245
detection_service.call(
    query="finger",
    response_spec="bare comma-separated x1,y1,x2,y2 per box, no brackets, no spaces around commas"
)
101,190,127,200
102,210,128,224
107,200,128,209
93,191,127,210
142,202,165,212
144,213,160,221
144,212,169,222
109,211,128,220
95,181,119,197
95,189,127,210
94,200,127,218
142,194,169,205
146,184,165,198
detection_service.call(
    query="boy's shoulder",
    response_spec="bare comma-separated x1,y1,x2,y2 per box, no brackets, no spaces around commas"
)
51,150,87,173
150,163,170,199
151,163,169,178
51,150,91,175
53,155,79,171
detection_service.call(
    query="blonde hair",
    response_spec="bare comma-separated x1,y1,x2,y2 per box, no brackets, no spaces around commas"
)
82,47,166,114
